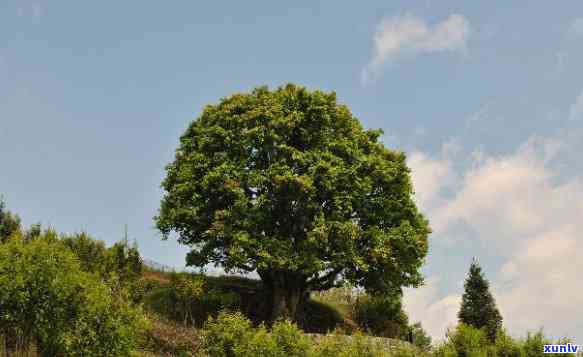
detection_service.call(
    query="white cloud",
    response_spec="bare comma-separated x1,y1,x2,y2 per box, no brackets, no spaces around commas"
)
569,90,583,121
408,150,455,213
407,136,583,340
362,13,470,84
404,277,461,341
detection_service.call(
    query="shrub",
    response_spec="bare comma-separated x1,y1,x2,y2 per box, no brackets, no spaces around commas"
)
199,311,429,357
0,234,146,356
409,322,432,351
61,232,143,283
439,324,493,357
232,325,279,357
200,311,252,357
431,343,458,357
147,273,240,327
494,328,523,357
270,320,312,356
353,294,409,338
313,332,391,357
450,324,490,357
201,312,312,357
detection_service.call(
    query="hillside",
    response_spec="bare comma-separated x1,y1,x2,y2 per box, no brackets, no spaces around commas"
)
137,266,413,356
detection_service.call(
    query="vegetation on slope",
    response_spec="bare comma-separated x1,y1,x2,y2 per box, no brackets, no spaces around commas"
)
0,206,578,356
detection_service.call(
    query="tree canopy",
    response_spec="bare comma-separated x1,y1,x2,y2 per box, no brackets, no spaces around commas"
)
0,198,21,243
156,84,430,320
458,258,503,341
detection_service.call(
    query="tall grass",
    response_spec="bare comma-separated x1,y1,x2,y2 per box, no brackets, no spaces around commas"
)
0,335,38,357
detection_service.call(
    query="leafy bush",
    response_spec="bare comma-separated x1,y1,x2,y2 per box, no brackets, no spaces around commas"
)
313,332,393,357
0,234,146,356
200,311,252,357
494,328,523,357
409,322,432,351
353,294,409,338
128,276,165,304
269,320,313,356
433,324,577,357
146,273,240,327
201,312,314,357
445,324,492,357
61,232,142,282
199,311,415,357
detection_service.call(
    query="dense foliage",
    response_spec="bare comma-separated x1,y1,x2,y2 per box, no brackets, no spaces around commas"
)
145,272,240,327
199,311,416,357
353,294,409,339
458,259,503,341
0,233,146,356
156,84,430,321
200,314,578,357
61,232,143,282
0,198,576,356
0,198,21,243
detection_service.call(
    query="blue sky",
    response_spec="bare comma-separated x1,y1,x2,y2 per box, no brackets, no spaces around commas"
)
2,0,582,341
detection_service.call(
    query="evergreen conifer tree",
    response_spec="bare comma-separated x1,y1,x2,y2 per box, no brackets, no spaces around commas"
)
458,258,503,341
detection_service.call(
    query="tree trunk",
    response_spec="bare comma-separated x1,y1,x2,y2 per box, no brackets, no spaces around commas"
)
258,269,306,323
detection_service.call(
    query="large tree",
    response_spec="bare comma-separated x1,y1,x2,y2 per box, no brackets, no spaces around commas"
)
156,84,430,321
458,258,503,341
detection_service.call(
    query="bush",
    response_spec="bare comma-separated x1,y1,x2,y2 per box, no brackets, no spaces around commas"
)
410,322,432,351
231,320,313,357
200,311,252,357
0,234,146,356
200,312,313,357
61,232,143,282
199,311,413,357
353,294,409,338
494,329,523,357
269,320,312,356
146,273,240,327
446,324,491,357
313,332,392,357
433,325,579,357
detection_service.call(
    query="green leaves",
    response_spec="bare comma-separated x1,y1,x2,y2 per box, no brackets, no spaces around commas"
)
156,83,430,297
0,234,145,356
458,259,503,342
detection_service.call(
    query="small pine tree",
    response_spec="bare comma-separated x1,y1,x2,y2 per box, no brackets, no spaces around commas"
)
458,258,503,341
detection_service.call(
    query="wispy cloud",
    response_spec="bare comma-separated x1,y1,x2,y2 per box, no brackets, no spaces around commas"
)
403,277,460,341
361,13,470,85
406,136,583,341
